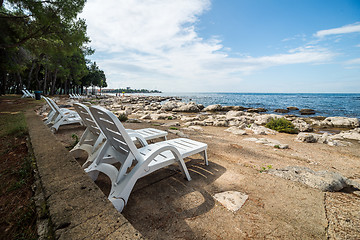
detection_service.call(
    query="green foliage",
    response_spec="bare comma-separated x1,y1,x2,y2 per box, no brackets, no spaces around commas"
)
167,116,173,120
169,127,178,130
0,0,107,95
274,145,280,149
118,113,128,122
259,165,273,173
67,133,79,150
265,118,298,134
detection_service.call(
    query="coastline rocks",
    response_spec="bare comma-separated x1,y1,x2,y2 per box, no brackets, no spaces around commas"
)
254,114,282,125
213,120,229,127
225,126,247,135
287,106,299,111
292,119,313,132
296,133,320,143
161,101,179,111
323,117,359,128
247,108,267,113
299,109,315,115
267,166,360,192
203,104,223,112
332,128,360,141
274,109,289,113
180,116,201,122
296,132,351,146
243,137,289,149
248,123,277,135
150,113,174,120
225,110,245,119
173,104,200,113
163,101,203,112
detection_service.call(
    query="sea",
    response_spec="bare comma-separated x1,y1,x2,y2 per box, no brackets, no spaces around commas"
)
110,92,360,119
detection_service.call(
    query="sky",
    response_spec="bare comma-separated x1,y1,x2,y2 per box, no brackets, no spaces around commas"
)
80,0,360,93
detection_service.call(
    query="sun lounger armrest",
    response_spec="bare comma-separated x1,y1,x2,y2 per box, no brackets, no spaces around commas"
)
127,132,148,147
142,145,182,165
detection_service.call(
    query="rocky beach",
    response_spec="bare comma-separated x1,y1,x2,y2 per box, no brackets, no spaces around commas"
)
38,94,360,239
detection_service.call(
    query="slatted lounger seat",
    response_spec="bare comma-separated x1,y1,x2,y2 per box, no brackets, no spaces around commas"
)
85,105,208,212
71,103,168,167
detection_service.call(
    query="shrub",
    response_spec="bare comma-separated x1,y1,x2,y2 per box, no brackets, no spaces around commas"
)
118,113,128,122
265,118,298,134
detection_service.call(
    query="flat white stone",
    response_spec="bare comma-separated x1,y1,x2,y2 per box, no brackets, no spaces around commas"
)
213,191,248,212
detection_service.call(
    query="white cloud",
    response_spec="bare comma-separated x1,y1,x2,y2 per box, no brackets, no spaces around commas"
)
315,22,360,38
80,0,337,92
345,58,360,65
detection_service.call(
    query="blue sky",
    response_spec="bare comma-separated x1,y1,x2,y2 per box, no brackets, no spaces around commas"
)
80,0,360,93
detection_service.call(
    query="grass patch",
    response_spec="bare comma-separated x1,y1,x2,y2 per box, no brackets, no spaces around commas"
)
265,117,298,134
0,96,38,239
259,165,273,173
0,112,28,137
169,127,178,130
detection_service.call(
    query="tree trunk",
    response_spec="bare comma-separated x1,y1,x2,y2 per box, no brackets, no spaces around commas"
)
50,69,58,95
16,71,22,94
43,66,48,94
27,61,36,89
34,63,41,90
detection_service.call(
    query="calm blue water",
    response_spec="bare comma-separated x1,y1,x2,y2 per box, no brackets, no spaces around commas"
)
151,93,360,119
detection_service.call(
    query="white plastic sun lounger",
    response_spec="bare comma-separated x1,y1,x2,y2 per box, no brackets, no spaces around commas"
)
21,89,34,98
71,103,168,167
42,97,72,125
85,105,208,212
45,97,83,132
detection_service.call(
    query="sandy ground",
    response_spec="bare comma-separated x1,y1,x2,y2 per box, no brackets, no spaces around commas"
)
53,111,360,239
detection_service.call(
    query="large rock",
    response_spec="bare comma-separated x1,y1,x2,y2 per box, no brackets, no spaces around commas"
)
323,117,360,128
244,137,289,149
225,126,247,135
299,109,315,115
287,106,299,111
161,101,179,111
225,111,245,120
268,166,360,192
203,104,223,112
248,123,277,135
150,113,173,120
296,132,322,143
292,119,313,132
274,109,289,113
296,132,352,146
332,128,360,141
247,108,267,113
254,114,282,125
173,104,200,112
213,191,248,212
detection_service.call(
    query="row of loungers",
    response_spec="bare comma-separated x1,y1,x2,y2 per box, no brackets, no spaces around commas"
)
42,97,208,212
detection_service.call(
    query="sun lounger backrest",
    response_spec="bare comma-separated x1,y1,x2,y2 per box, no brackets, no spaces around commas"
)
43,97,56,112
89,106,143,161
47,98,65,117
74,103,102,137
